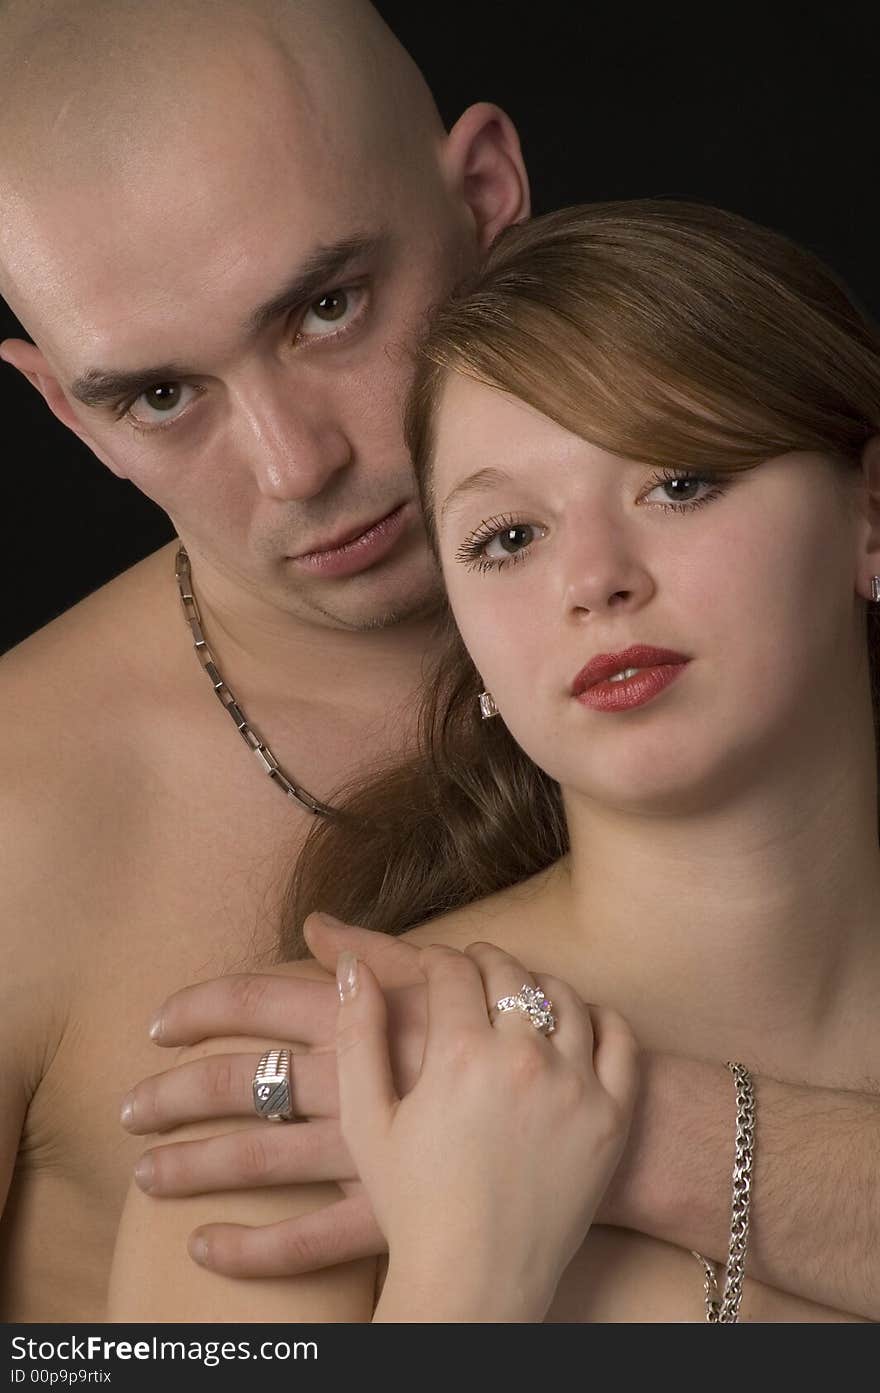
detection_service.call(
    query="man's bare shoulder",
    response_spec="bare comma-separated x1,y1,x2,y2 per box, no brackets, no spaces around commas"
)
2,541,178,722
0,545,180,1024
1,542,180,831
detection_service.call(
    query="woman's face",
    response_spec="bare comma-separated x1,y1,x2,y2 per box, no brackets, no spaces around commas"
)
431,372,867,814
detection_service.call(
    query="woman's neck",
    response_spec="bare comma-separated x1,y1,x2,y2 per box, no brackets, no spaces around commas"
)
554,706,880,1082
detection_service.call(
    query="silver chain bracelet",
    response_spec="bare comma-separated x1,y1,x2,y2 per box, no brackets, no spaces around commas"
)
691,1061,756,1322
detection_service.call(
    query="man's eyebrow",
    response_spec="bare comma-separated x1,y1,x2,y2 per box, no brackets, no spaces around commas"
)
71,362,195,409
438,467,515,525
245,230,391,335
70,231,392,409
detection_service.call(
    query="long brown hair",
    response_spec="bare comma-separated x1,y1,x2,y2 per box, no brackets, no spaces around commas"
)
279,199,880,959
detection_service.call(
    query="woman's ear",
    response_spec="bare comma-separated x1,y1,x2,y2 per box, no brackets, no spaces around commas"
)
441,102,531,251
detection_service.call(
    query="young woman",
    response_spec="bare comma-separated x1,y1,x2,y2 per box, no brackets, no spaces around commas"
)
109,200,880,1321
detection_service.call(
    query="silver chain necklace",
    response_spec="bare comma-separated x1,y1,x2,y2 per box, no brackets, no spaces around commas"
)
175,545,336,817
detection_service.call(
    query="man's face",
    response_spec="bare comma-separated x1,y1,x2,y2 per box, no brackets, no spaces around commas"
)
4,57,472,630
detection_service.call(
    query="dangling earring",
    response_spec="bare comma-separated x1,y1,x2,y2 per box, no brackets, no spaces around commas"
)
872,576,880,603
478,691,499,720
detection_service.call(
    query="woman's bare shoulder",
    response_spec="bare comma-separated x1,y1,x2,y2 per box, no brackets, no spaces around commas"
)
401,857,570,954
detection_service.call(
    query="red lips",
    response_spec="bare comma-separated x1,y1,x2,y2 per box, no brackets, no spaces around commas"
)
571,645,690,695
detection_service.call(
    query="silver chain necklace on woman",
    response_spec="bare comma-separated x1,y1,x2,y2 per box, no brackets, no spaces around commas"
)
175,545,336,817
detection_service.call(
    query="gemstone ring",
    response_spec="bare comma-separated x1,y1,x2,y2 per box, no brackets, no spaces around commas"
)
492,984,556,1035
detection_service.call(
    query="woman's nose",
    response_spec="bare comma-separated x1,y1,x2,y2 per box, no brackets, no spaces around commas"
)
560,513,654,617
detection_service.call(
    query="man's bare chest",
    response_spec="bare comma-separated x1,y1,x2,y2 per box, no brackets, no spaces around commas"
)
4,778,310,1321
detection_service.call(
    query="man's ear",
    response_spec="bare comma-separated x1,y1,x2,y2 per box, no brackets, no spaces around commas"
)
441,102,530,251
858,434,880,599
0,336,124,475
1,337,83,432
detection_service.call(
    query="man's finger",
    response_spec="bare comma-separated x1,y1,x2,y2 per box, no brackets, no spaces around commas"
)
150,973,338,1047
121,1049,339,1134
187,1191,387,1276
134,1119,355,1196
305,913,423,988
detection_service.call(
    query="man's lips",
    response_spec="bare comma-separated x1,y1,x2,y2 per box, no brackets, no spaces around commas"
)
292,503,406,560
571,645,690,694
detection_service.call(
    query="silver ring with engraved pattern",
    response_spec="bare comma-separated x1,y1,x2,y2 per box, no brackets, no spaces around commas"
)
252,1048,297,1121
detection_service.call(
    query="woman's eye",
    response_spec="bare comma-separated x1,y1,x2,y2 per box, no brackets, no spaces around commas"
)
644,474,717,507
454,517,546,573
481,522,541,561
128,381,198,427
455,471,728,575
297,285,367,340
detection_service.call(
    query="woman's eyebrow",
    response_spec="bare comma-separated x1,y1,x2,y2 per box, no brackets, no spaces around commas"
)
438,467,514,524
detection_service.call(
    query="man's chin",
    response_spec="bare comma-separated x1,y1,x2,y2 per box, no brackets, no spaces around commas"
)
296,563,446,633
354,591,447,632
312,588,446,633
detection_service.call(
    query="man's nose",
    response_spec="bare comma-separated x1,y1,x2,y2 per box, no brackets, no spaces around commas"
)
234,378,353,502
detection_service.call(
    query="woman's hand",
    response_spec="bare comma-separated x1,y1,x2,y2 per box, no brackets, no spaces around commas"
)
336,940,639,1323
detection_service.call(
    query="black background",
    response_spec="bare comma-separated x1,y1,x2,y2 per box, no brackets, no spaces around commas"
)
3,3,878,653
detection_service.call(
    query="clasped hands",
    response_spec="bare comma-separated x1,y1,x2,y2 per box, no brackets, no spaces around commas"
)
120,912,640,1306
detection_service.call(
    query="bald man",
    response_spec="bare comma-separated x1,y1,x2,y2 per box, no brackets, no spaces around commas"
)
1,0,878,1324
0,0,507,1320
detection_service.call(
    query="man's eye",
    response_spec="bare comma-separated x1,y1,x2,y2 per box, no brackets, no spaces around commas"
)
128,382,197,426
297,285,367,340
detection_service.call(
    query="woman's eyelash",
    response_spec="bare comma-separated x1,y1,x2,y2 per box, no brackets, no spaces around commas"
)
454,515,536,574
649,467,727,514
454,470,730,573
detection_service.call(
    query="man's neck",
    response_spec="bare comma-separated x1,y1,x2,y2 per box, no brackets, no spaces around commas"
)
174,540,444,717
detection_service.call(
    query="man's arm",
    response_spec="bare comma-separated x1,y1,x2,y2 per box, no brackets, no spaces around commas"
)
125,917,880,1320
0,759,74,1314
599,1050,879,1320
0,1056,29,1228
0,892,33,1223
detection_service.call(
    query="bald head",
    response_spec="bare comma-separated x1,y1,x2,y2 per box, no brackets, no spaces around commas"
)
0,0,529,629
0,0,445,318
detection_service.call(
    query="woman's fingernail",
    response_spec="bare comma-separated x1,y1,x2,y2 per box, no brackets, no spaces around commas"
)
316,912,351,929
133,1155,155,1192
337,951,358,1002
188,1235,209,1266
120,1093,136,1128
148,1014,165,1042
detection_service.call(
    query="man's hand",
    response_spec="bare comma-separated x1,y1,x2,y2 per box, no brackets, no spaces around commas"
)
123,913,880,1318
123,915,640,1277
121,914,427,1276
